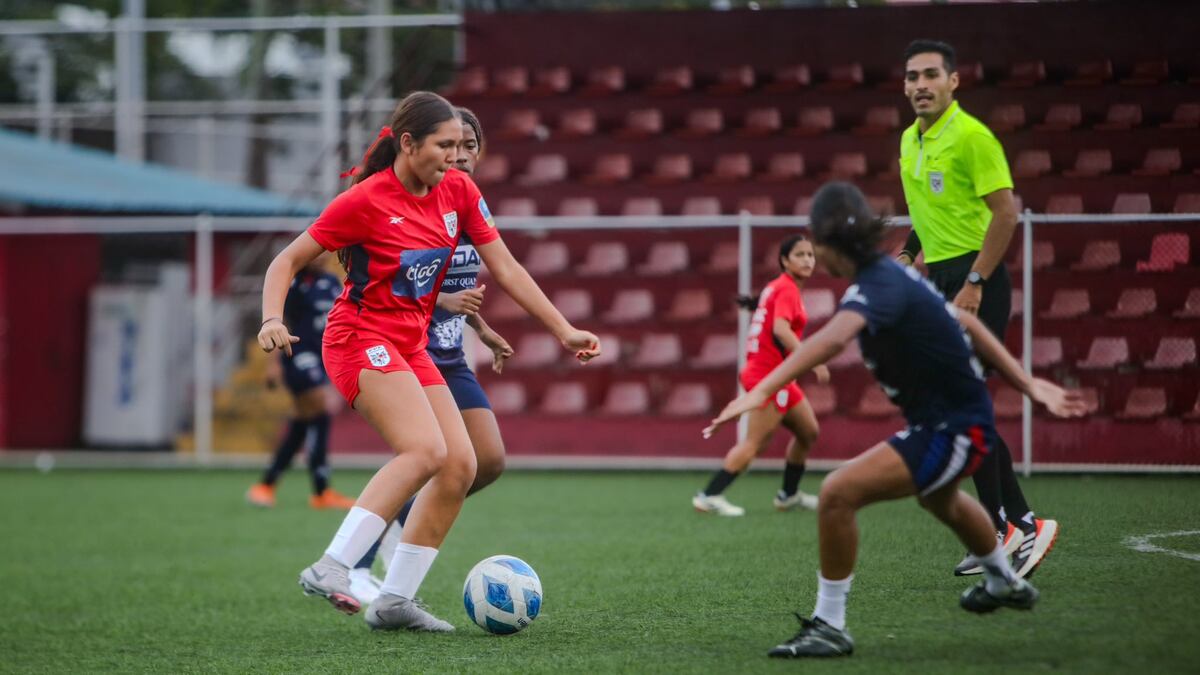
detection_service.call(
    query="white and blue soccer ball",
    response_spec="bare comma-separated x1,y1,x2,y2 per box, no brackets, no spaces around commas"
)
463,555,542,635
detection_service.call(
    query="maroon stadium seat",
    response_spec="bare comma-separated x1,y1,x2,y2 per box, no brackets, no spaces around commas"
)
631,334,683,368
1071,240,1120,271
583,154,633,185
662,383,712,417
577,242,629,277
444,65,487,98
1063,149,1112,178
1076,337,1130,369
993,387,1023,419
473,154,509,185
854,387,901,418
1175,288,1200,318
1013,150,1052,179
1173,194,1200,214
691,334,739,369
1112,193,1152,214
1133,148,1183,176
557,197,599,217
487,293,526,322
1094,103,1143,131
739,107,783,136
707,153,753,182
1035,104,1083,132
792,107,835,136
683,196,723,217
1116,388,1167,420
987,104,1027,133
1040,289,1091,319
550,289,593,322
1065,59,1113,87
540,382,588,415
1145,337,1197,370
637,242,689,275
497,197,537,218
621,197,664,217
1045,194,1084,214
803,288,836,322
705,241,740,272
957,61,985,88
1010,288,1024,318
1137,233,1191,271
762,153,806,181
1120,60,1169,86
806,384,837,416
617,108,664,139
679,108,725,138
666,289,714,322
557,108,597,138
521,241,568,274
510,334,562,369
529,66,571,96
496,109,542,140
580,65,626,96
603,289,655,323
1016,240,1056,270
1031,337,1063,369
828,152,868,180
1161,103,1200,130
793,196,814,216
490,66,529,96
822,63,864,90
1184,393,1200,422
737,196,775,216
763,64,811,93
852,106,901,135
999,60,1046,88
709,64,756,95
647,65,694,96
516,154,568,186
601,382,651,416
588,334,621,367
1106,288,1156,319
647,154,693,184
488,382,527,415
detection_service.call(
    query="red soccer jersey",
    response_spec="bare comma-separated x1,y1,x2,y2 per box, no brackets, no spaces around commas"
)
307,168,500,352
743,273,808,377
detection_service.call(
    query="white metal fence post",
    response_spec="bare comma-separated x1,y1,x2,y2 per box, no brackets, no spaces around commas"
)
194,214,215,465
736,209,752,443
1022,209,1034,477
321,22,342,200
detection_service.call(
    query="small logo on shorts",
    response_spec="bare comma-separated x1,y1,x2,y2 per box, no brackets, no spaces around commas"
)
929,171,945,194
776,390,789,408
366,345,391,367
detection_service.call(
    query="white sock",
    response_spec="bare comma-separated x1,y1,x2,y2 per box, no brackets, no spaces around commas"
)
380,543,439,599
323,506,387,567
813,573,853,630
978,543,1019,594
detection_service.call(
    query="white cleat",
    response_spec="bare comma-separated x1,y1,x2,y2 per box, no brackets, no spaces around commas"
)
299,554,361,615
692,492,745,517
773,490,819,511
366,593,455,632
348,567,383,605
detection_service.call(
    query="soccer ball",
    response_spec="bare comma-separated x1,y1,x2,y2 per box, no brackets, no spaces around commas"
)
463,554,543,635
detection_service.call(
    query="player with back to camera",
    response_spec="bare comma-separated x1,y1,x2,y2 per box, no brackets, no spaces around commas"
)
692,234,828,517
258,91,600,632
704,182,1086,658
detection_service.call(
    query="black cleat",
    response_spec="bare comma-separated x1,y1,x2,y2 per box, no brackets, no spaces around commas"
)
767,614,855,658
959,580,1039,614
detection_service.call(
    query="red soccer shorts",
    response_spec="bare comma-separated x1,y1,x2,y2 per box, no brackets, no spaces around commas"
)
739,366,806,414
322,331,446,406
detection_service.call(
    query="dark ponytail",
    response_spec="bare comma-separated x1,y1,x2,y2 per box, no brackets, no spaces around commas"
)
809,182,887,268
734,233,810,310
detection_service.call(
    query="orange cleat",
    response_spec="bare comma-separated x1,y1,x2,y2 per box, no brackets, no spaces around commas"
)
246,483,276,508
310,488,357,510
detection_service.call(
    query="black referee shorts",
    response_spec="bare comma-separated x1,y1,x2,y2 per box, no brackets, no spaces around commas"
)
926,251,1012,342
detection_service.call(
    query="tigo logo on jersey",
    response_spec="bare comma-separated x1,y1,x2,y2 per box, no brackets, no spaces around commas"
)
479,197,495,228
443,211,458,238
392,247,450,299
366,345,391,367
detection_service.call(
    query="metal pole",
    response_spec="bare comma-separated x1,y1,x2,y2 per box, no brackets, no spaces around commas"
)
194,214,215,464
35,48,54,141
196,117,216,179
320,22,341,200
1021,209,1034,477
735,209,752,443
367,0,394,99
115,0,146,161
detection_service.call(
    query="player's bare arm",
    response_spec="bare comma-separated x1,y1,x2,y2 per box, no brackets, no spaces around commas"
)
259,232,324,356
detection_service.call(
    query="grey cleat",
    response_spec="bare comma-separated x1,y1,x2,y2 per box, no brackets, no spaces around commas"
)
299,554,362,615
365,593,456,632
960,578,1039,613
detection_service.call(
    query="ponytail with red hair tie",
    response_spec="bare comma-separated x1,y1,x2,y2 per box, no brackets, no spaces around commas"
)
340,126,396,179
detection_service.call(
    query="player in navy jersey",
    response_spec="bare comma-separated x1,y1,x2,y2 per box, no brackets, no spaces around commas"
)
246,258,357,510
704,182,1086,658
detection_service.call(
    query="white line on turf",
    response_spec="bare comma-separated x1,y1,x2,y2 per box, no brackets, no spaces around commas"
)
1123,530,1200,562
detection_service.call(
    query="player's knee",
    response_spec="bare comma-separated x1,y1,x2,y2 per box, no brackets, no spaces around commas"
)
817,477,857,514
474,452,505,490
799,422,820,448
405,438,448,479
442,446,478,493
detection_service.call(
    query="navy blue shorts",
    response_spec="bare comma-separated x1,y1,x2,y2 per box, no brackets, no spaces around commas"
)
283,350,328,394
436,360,491,411
890,421,994,496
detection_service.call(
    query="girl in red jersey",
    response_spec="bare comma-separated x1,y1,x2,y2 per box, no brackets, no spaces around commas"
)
258,91,600,631
692,235,828,517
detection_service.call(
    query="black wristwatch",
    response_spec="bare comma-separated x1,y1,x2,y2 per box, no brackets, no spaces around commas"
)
966,271,986,286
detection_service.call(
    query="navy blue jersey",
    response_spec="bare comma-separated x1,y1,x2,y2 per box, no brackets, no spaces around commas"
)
283,269,341,354
838,257,993,428
427,234,482,366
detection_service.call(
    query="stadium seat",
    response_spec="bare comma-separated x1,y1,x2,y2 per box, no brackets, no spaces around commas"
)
1173,194,1200,214
822,62,864,89
1136,233,1189,272
705,241,740,272
487,382,527,415
802,288,836,322
763,64,812,93
647,65,693,95
487,292,526,322
1010,288,1024,318
679,108,724,138
1045,194,1084,214
444,65,487,98
603,289,655,323
737,196,775,216
1174,288,1200,318
490,66,529,96
1184,393,1200,421
761,152,806,181
691,334,739,369
683,196,723,217
600,382,651,416
540,382,588,415
1040,289,1090,319
666,288,714,322
638,242,689,275
589,333,621,367
583,154,633,185
557,108,597,138
1018,240,1056,269
581,65,625,96
1115,388,1167,420
1120,59,1169,86
473,154,509,185
521,241,568,274
510,334,562,369
956,61,985,88
829,340,862,369
828,152,868,179
557,197,599,217
805,384,837,416
998,60,1046,88
577,242,629,277
1031,337,1063,369
631,333,683,368
497,198,537,218
793,196,814,216
1063,149,1112,178
1071,240,1120,271
1076,337,1130,369
1106,288,1156,319
791,107,835,136
1013,149,1052,179
987,104,1027,133
517,154,568,186
709,64,756,95
852,106,901,135
739,107,783,136
550,289,593,322
706,153,753,182
617,108,664,139
993,387,1023,419
1145,337,1197,370
1064,59,1113,86
1112,193,1152,214
1161,103,1200,130
1133,148,1183,176
529,66,571,96
647,154,693,184
622,197,664,217
496,109,542,140
662,383,712,417
1035,104,1083,132
1094,103,1143,131
854,387,900,418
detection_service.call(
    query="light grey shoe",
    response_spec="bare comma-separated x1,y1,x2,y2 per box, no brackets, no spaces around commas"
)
299,554,361,615
365,592,455,632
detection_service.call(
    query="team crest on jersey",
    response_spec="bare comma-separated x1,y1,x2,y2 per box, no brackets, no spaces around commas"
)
366,345,391,367
929,171,945,194
479,197,496,228
443,211,458,238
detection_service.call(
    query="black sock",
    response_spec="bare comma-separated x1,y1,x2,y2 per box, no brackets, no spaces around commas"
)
262,418,308,485
993,436,1036,532
782,462,806,497
355,537,381,570
970,449,1007,533
396,495,417,527
703,469,739,496
307,414,331,495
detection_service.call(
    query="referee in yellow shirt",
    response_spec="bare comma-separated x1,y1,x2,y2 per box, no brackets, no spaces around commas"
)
897,40,1057,579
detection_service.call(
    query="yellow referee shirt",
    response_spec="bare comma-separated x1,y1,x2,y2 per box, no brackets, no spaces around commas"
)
899,100,1014,263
